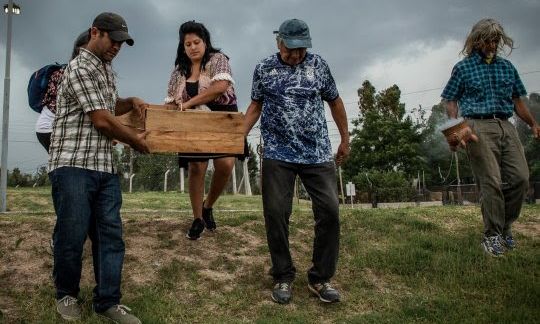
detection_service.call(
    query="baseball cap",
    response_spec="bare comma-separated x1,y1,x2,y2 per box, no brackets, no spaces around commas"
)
92,12,134,46
274,18,312,49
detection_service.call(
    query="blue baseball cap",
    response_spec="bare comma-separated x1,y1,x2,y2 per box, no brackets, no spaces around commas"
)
274,18,312,49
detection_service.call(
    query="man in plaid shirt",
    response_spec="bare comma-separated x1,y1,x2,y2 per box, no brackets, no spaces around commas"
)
48,12,148,323
441,18,539,257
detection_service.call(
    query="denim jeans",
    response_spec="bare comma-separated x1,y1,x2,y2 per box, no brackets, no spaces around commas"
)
262,159,340,284
49,166,125,313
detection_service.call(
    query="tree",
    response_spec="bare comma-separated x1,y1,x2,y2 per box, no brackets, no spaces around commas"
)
342,80,424,180
247,143,260,194
8,168,32,187
419,102,474,186
32,166,50,186
515,93,540,180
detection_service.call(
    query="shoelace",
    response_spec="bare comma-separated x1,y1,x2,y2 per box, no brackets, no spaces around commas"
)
322,283,334,290
61,296,77,307
115,305,132,315
490,236,503,250
277,283,290,291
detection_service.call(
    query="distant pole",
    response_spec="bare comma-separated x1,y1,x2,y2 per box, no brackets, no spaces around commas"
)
179,167,185,193
243,159,252,196
164,169,170,192
231,163,237,195
1,0,19,212
455,152,462,203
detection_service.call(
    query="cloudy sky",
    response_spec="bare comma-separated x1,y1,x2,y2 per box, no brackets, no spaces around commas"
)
0,0,539,173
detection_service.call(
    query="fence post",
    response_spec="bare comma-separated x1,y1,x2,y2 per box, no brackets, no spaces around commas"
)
180,168,185,193
232,165,237,195
243,159,252,196
129,174,135,193
164,169,170,192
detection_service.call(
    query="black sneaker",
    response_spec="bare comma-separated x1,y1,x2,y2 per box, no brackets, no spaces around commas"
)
202,203,216,231
186,218,205,240
481,235,505,257
271,282,292,304
502,235,516,250
308,282,341,303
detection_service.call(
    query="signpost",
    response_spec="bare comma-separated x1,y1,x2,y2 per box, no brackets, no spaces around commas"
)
346,181,355,208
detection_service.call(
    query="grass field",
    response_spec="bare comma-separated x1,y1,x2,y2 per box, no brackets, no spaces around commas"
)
0,187,539,323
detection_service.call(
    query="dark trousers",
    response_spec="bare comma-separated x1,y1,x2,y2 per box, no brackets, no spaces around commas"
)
49,167,125,313
36,132,51,152
262,159,340,284
466,119,529,237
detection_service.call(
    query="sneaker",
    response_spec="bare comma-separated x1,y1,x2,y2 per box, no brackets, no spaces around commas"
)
308,282,341,303
202,202,216,231
271,282,292,304
481,235,505,257
502,235,516,250
97,305,141,324
186,218,205,240
56,295,81,321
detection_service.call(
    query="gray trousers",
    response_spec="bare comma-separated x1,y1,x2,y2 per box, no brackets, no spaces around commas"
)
466,119,529,237
262,159,340,284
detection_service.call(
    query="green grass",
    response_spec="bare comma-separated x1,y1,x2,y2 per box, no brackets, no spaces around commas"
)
0,188,539,323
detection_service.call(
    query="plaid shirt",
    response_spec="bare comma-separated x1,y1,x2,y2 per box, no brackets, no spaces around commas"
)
441,51,527,117
48,49,118,173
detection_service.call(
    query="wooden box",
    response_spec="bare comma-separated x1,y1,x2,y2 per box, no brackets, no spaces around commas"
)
116,104,245,154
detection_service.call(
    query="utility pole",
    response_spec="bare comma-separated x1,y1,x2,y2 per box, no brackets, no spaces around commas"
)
1,1,20,212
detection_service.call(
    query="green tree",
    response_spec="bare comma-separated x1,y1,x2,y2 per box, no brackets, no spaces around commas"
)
32,166,50,186
8,168,32,187
247,143,260,194
343,80,424,180
419,102,474,186
516,93,540,180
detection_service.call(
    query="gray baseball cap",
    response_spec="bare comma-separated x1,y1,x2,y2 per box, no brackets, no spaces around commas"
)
274,18,312,49
92,12,134,46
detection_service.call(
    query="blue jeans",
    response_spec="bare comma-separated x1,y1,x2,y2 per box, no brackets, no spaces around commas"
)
50,166,124,313
262,159,340,284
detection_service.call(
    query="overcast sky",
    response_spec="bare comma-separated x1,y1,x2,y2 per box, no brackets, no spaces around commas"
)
0,0,539,173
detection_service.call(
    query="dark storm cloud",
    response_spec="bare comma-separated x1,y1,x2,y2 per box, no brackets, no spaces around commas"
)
0,0,538,171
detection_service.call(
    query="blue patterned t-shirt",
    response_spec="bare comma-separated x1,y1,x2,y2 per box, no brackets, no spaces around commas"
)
441,51,527,117
251,53,339,164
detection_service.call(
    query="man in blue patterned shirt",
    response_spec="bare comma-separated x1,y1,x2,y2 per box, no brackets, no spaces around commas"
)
441,18,539,257
245,19,349,304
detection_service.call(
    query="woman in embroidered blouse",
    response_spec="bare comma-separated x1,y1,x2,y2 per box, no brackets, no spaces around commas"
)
165,21,240,240
36,31,89,152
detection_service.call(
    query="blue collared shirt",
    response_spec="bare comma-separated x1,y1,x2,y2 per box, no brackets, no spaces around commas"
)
441,51,527,117
251,52,339,164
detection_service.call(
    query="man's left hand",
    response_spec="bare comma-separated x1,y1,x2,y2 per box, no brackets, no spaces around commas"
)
132,97,148,121
335,141,350,166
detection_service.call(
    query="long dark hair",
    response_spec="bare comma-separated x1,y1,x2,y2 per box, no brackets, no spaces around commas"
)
174,21,221,78
71,30,90,60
